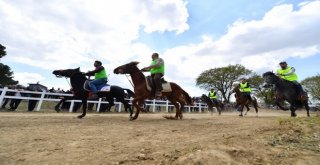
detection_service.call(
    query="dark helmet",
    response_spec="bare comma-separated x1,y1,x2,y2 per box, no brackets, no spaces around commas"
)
95,60,102,66
279,61,287,65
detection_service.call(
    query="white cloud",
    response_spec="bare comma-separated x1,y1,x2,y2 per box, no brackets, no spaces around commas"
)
0,0,189,70
157,1,320,95
14,72,45,86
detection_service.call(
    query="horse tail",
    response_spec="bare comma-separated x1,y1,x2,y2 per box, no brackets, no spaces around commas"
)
176,85,193,105
123,88,135,97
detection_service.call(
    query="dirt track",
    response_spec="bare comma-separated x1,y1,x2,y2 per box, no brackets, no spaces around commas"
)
0,110,319,165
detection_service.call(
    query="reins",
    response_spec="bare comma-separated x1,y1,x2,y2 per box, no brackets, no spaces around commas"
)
125,74,135,88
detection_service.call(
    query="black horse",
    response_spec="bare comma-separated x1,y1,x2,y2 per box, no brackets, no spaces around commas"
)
53,68,134,118
262,71,310,117
200,94,223,115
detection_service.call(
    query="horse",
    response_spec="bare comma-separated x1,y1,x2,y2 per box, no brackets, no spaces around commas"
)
233,85,259,117
200,94,223,115
113,61,193,120
52,68,134,118
262,71,310,117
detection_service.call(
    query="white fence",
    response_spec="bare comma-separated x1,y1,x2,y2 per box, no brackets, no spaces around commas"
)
0,87,209,113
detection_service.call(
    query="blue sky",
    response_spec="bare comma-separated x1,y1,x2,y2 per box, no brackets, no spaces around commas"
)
1,0,319,96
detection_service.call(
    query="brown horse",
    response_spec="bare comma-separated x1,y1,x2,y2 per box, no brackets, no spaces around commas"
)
114,61,193,120
233,86,259,116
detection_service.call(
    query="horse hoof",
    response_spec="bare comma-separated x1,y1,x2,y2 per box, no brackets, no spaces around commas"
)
54,107,60,112
129,116,137,121
162,115,177,120
239,114,243,117
77,115,84,119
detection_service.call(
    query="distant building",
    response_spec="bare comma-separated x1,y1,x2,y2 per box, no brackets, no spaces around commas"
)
27,83,48,91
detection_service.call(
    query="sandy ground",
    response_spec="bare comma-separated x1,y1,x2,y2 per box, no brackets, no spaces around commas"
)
0,110,319,165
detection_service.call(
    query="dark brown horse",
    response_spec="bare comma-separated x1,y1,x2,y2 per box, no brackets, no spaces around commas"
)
52,68,134,118
233,86,259,116
114,61,193,120
200,94,223,115
263,71,310,117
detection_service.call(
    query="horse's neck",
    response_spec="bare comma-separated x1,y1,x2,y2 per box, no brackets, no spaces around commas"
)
234,88,241,95
130,68,146,87
70,76,86,91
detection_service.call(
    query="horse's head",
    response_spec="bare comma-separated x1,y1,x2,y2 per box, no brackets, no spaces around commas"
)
52,67,81,78
200,94,207,101
231,82,240,93
262,71,279,87
114,61,140,75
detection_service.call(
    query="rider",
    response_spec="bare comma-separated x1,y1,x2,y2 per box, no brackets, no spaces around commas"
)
239,78,252,100
84,60,108,99
277,61,305,98
141,53,165,98
208,88,218,105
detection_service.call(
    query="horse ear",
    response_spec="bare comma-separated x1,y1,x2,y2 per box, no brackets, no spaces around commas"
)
131,61,140,65
76,67,80,72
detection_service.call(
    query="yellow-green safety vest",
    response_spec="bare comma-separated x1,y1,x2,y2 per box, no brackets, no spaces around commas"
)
277,66,298,82
95,68,107,79
150,60,164,74
240,82,252,93
209,91,217,99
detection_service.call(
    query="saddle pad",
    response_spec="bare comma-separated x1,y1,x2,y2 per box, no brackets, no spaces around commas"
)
83,80,111,92
100,85,111,92
145,78,172,92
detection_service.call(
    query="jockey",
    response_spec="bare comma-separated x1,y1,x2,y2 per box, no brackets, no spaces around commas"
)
208,88,218,105
239,78,252,100
141,52,165,98
84,60,108,99
277,61,305,98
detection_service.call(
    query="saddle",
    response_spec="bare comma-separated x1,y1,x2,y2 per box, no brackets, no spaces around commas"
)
83,80,111,92
146,76,172,93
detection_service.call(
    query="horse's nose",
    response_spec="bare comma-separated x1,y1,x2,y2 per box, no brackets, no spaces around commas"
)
114,68,122,74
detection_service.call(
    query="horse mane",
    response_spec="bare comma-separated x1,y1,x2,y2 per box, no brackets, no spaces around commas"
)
262,71,275,77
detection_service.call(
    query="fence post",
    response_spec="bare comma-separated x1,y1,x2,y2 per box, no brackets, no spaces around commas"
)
188,105,191,113
36,90,46,111
69,100,75,112
199,103,202,113
118,103,122,112
152,99,156,112
166,100,169,113
0,87,8,107
96,98,102,112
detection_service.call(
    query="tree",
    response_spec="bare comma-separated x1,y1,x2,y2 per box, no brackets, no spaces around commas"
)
0,44,18,85
247,74,274,105
0,44,6,58
196,64,252,103
301,75,320,101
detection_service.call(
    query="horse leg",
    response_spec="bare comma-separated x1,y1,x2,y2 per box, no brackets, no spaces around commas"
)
290,105,297,117
216,102,222,115
119,97,133,117
78,99,87,118
244,104,250,115
304,101,310,117
55,98,65,112
164,96,180,120
239,104,245,117
253,100,259,117
130,96,146,121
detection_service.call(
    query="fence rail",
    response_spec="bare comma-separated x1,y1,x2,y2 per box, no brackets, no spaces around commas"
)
0,87,210,113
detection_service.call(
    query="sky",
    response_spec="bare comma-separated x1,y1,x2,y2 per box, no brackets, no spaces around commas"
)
0,0,320,96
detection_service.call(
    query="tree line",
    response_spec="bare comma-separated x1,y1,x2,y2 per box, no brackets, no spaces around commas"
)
0,44,18,86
